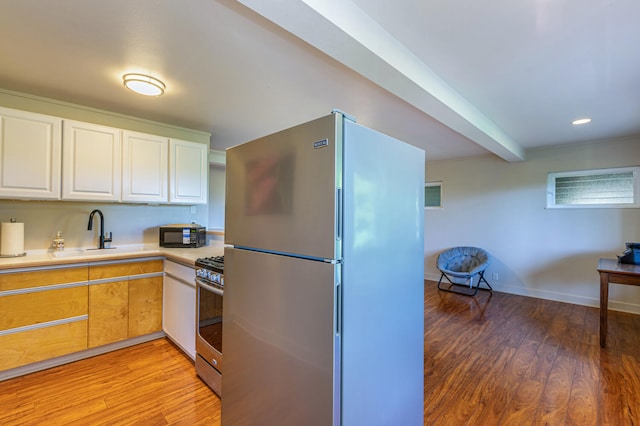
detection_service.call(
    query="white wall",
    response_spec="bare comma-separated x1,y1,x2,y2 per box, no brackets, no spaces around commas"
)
208,164,226,230
0,201,207,251
425,136,640,313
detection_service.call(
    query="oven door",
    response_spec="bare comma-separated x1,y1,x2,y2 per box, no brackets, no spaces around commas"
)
196,277,223,372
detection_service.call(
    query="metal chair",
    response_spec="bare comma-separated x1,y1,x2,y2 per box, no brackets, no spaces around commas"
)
437,246,493,296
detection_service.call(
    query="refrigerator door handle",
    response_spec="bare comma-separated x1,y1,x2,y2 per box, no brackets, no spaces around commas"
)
335,281,341,335
336,188,342,241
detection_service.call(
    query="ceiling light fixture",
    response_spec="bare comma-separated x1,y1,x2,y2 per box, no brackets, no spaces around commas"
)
572,118,592,125
122,73,165,96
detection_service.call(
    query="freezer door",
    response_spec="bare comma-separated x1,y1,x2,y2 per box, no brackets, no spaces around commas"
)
221,247,340,426
225,114,341,260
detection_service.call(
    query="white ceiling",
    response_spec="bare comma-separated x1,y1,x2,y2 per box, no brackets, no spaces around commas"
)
1,0,638,161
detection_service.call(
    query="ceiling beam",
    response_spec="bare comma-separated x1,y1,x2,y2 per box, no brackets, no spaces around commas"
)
235,0,525,162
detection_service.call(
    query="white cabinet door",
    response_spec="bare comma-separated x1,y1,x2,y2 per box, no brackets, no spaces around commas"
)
0,107,62,200
122,131,168,203
169,139,208,204
163,260,196,359
62,120,121,201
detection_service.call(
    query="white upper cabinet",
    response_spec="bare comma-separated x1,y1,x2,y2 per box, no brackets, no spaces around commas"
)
0,107,62,200
169,139,208,204
122,131,168,203
62,120,122,201
0,105,208,203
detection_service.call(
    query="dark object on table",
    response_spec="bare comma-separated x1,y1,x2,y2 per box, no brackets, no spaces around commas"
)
618,242,640,265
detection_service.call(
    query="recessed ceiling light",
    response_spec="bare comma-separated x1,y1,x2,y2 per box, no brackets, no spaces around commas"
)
122,73,165,96
572,118,592,125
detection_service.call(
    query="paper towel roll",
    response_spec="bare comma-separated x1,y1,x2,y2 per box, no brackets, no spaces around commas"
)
1,221,24,256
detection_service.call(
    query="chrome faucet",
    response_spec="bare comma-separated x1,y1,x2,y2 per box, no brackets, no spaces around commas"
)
87,209,112,249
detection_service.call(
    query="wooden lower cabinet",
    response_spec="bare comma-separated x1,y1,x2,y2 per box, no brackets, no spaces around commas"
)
89,259,163,281
0,266,87,292
88,259,163,348
0,258,163,374
88,280,129,348
129,276,163,338
0,265,89,372
0,286,87,331
0,320,87,370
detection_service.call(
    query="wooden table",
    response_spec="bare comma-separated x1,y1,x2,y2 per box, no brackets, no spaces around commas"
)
598,258,640,347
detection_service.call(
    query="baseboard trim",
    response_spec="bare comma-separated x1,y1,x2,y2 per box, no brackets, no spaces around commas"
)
164,335,195,361
424,273,640,315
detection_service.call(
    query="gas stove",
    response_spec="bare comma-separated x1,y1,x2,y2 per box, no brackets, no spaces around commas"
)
195,255,224,287
195,254,224,396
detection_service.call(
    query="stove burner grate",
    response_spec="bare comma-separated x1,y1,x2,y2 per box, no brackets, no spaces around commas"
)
195,255,224,271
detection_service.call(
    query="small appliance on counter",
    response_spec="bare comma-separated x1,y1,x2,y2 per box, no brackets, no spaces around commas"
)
618,242,640,264
159,223,206,248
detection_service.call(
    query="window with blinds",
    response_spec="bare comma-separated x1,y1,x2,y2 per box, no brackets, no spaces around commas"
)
425,182,442,209
547,167,640,208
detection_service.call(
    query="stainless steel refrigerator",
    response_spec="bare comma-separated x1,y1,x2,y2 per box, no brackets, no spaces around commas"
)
222,111,424,425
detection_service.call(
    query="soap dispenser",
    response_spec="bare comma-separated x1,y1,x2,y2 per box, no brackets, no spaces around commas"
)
53,231,65,251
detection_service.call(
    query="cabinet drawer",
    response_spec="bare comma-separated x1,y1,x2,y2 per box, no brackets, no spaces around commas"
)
89,259,163,280
0,266,88,292
0,286,88,331
164,260,195,283
0,320,87,371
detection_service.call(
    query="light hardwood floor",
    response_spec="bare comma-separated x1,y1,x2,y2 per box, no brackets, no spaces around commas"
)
1,280,639,425
0,339,220,425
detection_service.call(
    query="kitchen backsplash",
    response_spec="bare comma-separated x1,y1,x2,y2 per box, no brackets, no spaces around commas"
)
0,200,207,251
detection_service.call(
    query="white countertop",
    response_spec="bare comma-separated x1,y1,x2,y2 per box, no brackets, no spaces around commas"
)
0,242,226,270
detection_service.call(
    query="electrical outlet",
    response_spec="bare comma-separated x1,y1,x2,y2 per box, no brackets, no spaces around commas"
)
492,272,499,281
190,205,197,214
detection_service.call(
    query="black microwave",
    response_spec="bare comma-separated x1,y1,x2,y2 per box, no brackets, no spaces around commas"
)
159,224,206,248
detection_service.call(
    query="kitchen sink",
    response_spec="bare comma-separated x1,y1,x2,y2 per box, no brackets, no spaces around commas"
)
48,246,149,259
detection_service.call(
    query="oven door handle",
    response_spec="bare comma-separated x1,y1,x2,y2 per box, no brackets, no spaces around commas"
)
196,277,224,296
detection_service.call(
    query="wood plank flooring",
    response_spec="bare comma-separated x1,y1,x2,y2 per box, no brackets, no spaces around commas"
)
1,280,639,425
0,339,220,425
426,280,640,425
